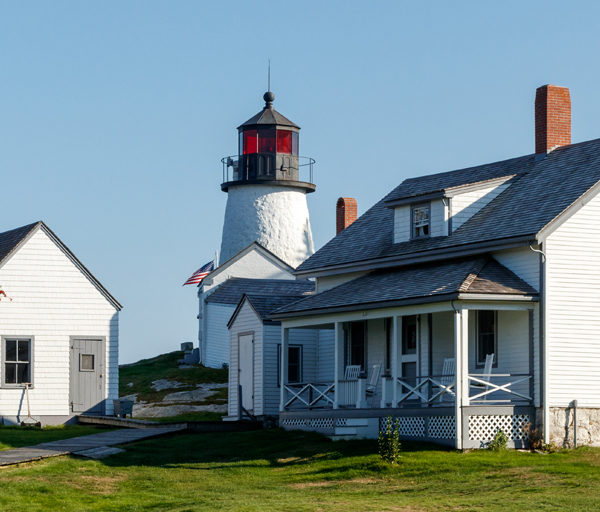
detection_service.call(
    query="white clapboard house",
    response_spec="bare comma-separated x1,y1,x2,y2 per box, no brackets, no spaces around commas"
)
264,84,600,448
198,242,301,368
0,221,121,425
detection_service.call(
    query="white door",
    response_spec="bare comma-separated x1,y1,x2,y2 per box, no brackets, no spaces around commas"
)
238,334,254,412
400,315,419,400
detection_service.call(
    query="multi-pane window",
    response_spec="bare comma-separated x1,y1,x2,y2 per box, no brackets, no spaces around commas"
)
4,338,32,385
277,345,303,384
477,310,497,366
412,204,430,238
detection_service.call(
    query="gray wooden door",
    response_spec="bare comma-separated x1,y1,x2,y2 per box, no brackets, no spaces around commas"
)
70,338,105,414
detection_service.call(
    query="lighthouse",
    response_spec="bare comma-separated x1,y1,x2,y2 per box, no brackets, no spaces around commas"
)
219,91,315,268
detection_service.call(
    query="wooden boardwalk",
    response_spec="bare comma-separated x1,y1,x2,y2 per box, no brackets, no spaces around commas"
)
0,425,185,466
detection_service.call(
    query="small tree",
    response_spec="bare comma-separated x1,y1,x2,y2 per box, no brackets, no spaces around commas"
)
378,416,401,464
488,429,508,451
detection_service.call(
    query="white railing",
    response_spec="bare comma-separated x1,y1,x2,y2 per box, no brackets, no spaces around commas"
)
337,379,358,407
468,374,532,403
394,376,456,405
283,382,335,410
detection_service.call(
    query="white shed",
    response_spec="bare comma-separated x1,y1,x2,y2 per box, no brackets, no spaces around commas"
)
0,222,121,425
226,293,334,420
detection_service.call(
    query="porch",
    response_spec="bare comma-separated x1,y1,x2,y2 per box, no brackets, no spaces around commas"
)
279,302,539,449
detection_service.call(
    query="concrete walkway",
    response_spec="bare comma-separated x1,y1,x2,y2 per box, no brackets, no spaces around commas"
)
0,425,185,466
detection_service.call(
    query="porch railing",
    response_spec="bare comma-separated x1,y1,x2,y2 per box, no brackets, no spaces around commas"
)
283,382,335,410
381,375,456,407
467,373,532,404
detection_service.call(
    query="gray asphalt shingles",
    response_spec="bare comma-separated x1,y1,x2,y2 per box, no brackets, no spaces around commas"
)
274,257,537,315
206,278,314,306
297,138,600,272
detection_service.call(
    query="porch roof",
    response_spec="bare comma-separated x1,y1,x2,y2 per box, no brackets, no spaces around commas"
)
271,257,537,318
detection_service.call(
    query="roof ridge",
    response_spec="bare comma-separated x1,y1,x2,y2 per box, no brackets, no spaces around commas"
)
458,257,489,292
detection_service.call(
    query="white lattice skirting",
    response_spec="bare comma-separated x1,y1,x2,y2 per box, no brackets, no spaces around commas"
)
280,417,348,433
378,416,455,440
468,414,530,441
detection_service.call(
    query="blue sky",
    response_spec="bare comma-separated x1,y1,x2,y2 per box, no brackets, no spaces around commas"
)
1,1,599,362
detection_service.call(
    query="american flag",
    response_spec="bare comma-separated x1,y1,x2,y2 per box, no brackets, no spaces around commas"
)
183,260,214,286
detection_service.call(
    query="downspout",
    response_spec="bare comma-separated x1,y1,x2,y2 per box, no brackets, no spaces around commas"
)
530,243,549,444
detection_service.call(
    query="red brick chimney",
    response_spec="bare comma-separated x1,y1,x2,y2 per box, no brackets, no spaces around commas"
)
336,197,357,235
535,85,571,154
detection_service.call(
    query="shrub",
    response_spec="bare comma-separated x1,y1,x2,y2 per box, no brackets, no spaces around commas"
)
378,416,401,464
488,429,508,451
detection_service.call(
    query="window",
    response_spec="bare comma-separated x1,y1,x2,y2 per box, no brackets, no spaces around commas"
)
242,129,258,155
3,337,32,386
258,129,276,153
476,310,497,366
345,321,366,370
80,354,95,371
412,203,430,238
277,345,303,384
276,130,292,154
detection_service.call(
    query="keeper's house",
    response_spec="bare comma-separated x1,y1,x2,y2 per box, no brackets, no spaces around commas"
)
0,221,121,425
269,85,600,448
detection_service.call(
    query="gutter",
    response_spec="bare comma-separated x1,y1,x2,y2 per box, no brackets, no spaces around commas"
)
269,291,537,321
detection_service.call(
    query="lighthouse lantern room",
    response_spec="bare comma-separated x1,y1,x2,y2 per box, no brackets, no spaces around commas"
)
219,91,316,268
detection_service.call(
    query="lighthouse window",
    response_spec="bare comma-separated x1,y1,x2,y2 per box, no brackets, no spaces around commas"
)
243,130,258,155
277,130,292,154
258,129,276,153
411,204,430,238
292,132,299,155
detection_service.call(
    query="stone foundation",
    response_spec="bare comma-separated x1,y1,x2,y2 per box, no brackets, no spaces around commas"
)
548,406,600,447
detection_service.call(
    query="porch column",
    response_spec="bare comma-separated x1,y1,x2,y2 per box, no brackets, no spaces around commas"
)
279,326,289,412
453,308,469,449
333,322,344,409
391,316,401,407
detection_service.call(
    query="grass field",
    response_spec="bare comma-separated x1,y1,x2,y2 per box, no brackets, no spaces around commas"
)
119,351,228,403
1,428,599,511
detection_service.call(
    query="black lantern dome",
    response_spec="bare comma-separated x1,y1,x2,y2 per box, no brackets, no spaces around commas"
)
221,92,315,193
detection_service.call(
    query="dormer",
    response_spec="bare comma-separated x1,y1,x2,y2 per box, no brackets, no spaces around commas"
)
386,174,516,243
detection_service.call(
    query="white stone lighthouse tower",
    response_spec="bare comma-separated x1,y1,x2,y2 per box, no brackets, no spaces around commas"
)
219,91,315,268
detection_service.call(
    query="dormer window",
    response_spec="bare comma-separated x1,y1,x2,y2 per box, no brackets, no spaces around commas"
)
412,203,430,238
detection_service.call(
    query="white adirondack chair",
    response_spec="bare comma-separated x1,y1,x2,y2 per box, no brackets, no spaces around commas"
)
471,353,494,401
366,364,382,395
439,357,456,402
344,365,361,380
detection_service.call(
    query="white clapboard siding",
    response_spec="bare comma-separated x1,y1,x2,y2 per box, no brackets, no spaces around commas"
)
0,228,118,419
317,329,335,382
451,182,511,231
393,206,411,243
430,199,449,237
493,247,540,290
317,272,367,293
227,301,263,417
263,327,319,416
205,303,236,368
545,190,600,407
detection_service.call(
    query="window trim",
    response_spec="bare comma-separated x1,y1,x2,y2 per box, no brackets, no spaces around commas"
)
411,202,431,239
475,310,498,368
1,336,35,389
277,344,303,386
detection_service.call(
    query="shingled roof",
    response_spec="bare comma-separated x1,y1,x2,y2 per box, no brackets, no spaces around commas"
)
206,278,314,306
297,138,600,274
228,294,310,327
272,257,536,318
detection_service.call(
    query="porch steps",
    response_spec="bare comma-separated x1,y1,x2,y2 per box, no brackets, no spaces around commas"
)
333,418,370,437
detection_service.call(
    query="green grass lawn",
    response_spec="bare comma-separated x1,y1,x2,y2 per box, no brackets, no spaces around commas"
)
0,425,108,451
119,351,228,403
1,428,599,511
